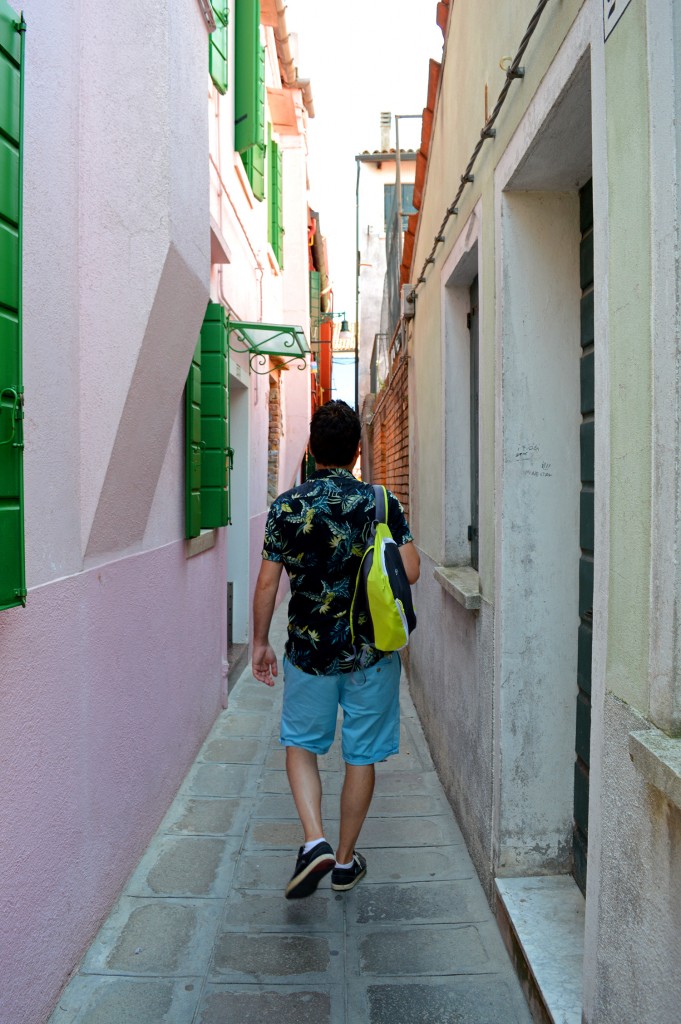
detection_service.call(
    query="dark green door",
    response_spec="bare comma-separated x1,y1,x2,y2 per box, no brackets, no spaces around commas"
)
468,276,479,570
574,180,594,895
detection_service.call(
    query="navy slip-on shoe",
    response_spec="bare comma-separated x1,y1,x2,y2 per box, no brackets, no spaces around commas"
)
285,841,336,899
331,850,367,891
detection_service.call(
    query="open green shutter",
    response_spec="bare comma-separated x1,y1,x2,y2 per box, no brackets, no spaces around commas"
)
0,3,25,611
234,0,262,151
235,0,265,201
309,271,321,341
200,302,229,529
185,342,202,539
268,131,284,266
209,0,228,95
242,139,265,202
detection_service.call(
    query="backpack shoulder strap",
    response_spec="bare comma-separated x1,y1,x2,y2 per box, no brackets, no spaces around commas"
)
372,484,388,525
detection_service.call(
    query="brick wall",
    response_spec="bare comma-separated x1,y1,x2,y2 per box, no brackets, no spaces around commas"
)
369,346,410,520
267,372,281,505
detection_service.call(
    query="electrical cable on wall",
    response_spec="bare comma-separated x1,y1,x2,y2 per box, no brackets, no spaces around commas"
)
412,0,553,296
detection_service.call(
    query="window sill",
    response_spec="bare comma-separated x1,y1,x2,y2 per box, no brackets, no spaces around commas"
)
629,728,681,811
185,529,217,559
433,564,481,611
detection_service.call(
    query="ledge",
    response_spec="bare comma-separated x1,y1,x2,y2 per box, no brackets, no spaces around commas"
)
496,875,584,1024
433,564,481,610
629,728,681,810
185,530,217,559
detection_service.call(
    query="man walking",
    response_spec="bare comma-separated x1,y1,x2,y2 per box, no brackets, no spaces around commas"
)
251,400,420,899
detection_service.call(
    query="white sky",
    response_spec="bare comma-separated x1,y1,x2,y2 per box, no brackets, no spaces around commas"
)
284,0,444,318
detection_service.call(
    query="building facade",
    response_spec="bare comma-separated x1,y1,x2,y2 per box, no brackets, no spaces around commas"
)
400,0,681,1021
0,1,317,1021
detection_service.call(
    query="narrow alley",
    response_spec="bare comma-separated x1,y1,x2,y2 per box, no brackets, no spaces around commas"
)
48,606,532,1024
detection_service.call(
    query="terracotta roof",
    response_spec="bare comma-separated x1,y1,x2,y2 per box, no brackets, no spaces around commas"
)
400,54,443,286
359,148,418,156
436,0,451,37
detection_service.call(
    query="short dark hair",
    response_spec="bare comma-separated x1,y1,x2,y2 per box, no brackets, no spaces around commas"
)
309,400,361,467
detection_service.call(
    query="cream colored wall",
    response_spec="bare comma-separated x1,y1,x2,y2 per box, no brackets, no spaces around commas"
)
410,0,585,565
602,0,652,715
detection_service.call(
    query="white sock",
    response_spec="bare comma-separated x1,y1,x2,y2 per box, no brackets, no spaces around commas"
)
335,857,354,869
302,837,326,854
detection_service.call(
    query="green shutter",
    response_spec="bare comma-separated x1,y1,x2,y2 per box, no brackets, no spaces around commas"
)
185,341,202,539
200,302,229,528
309,271,321,343
0,3,25,611
235,0,265,200
234,0,263,151
268,130,284,267
209,0,228,95
242,140,265,202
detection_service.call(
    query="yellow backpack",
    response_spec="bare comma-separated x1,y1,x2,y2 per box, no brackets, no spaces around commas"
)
350,485,417,652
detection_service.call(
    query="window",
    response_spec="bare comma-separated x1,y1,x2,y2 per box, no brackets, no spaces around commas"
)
209,0,228,95
234,0,266,201
0,4,25,610
441,225,479,569
185,302,231,539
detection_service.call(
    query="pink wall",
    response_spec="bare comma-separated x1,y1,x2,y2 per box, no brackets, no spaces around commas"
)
0,537,226,1024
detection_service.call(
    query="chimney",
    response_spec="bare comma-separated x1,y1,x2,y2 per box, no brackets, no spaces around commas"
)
380,111,391,151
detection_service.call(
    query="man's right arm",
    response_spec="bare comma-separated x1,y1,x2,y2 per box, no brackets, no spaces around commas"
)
252,558,284,686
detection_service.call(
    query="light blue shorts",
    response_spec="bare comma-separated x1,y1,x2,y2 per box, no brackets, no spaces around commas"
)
280,653,401,766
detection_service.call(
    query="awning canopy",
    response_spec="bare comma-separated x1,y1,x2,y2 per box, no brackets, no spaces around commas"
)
226,319,310,373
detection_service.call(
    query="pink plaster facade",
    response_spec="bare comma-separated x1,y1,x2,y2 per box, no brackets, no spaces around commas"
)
0,539,226,1023
0,3,317,1021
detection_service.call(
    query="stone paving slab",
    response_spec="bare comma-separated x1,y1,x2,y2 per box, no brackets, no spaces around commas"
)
258,768,343,795
183,762,261,797
355,814,466,848
79,897,223,977
372,768,449,795
195,984,345,1024
339,844,477,884
126,835,241,898
49,976,202,1024
346,879,492,927
218,889,345,933
351,922,498,977
208,930,345,985
347,976,534,1024
199,735,268,765
210,710,274,737
251,790,453,821
264,745,343,771
160,795,254,837
48,604,532,1024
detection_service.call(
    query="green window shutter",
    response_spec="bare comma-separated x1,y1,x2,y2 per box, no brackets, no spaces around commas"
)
235,0,265,200
209,0,229,95
309,271,321,343
242,140,265,202
185,341,202,539
268,131,284,267
0,3,25,611
234,0,262,152
200,302,229,529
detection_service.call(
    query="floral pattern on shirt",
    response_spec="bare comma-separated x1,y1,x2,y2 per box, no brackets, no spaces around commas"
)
262,468,413,675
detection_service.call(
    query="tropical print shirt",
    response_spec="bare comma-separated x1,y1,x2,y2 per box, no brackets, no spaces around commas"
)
262,468,413,675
